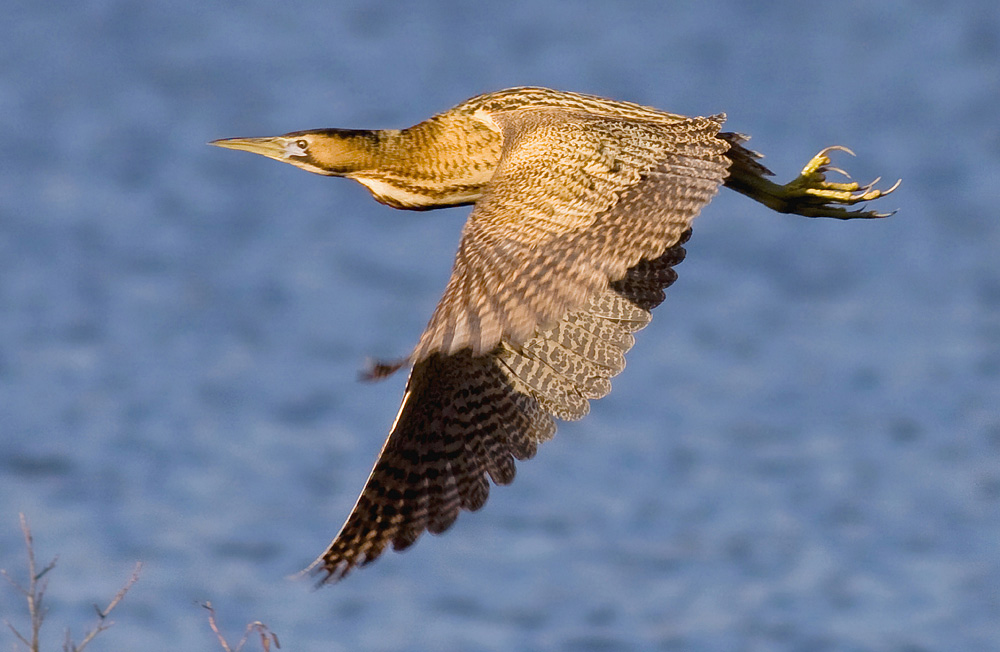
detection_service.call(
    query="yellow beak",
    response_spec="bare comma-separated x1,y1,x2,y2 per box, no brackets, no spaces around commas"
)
209,136,288,161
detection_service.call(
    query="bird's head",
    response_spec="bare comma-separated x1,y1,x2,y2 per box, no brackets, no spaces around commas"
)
211,123,491,209
210,129,382,177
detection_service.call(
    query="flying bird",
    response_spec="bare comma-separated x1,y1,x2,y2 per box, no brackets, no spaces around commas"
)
211,87,897,582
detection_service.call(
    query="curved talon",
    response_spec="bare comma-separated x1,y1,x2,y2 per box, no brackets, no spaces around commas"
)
860,206,896,218
856,177,895,201
854,177,879,195
801,145,858,177
825,166,852,180
820,145,855,157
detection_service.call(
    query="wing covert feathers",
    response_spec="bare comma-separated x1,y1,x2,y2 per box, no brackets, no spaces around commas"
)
311,233,691,582
412,110,729,362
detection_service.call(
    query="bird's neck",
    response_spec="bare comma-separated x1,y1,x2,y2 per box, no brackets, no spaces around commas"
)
316,115,504,210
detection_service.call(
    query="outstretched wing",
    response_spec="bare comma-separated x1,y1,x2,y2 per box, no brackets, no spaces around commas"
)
310,233,691,582
412,107,729,361
311,108,731,582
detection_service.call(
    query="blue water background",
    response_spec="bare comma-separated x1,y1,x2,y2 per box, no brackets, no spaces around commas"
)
2,2,998,650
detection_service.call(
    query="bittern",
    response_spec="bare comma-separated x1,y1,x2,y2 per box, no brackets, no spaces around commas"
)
211,86,897,582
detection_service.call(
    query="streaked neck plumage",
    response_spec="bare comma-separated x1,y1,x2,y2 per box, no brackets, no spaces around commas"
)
297,113,503,210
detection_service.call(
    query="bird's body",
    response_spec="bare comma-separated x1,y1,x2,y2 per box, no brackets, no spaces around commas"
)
211,87,896,581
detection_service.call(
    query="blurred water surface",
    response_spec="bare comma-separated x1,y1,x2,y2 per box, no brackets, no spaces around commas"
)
1,2,998,650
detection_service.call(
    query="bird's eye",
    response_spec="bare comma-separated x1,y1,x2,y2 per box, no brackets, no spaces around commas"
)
295,139,308,151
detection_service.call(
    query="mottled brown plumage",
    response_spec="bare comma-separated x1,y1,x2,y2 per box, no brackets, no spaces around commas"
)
317,235,690,579
210,86,897,582
413,108,729,361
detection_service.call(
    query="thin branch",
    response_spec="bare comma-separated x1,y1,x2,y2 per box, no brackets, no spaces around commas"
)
202,603,280,652
204,603,234,652
3,515,142,652
2,514,58,652
5,620,32,649
64,562,142,652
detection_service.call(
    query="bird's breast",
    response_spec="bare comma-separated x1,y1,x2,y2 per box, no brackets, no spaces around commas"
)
353,175,487,209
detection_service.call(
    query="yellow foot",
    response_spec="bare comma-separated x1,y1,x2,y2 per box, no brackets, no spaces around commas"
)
778,146,900,219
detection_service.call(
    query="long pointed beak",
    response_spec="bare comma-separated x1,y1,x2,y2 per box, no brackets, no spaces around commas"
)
209,136,287,161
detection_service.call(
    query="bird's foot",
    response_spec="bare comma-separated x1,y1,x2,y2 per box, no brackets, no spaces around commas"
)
772,146,900,219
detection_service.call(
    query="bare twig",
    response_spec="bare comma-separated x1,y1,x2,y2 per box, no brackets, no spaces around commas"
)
2,513,58,652
2,514,142,652
63,562,142,652
203,603,280,652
